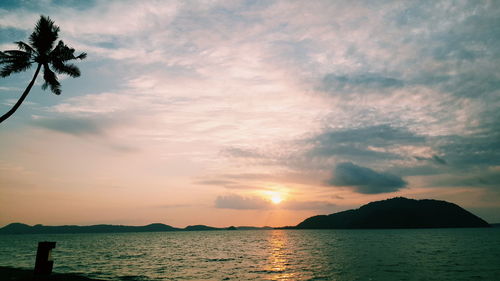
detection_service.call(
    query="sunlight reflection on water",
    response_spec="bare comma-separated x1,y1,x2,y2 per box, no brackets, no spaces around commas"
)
265,230,294,280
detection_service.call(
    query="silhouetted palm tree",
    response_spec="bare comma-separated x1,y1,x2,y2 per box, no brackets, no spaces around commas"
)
0,15,86,124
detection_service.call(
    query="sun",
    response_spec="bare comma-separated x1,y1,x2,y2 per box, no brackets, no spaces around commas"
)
271,194,282,204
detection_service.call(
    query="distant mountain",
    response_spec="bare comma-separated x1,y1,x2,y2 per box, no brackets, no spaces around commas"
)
0,223,275,235
0,223,180,234
236,226,273,230
185,225,220,231
296,197,490,229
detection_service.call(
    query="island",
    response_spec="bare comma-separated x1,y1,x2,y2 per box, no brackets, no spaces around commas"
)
295,197,490,229
0,223,270,235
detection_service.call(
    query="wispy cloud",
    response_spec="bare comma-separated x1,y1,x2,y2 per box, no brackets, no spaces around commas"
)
214,194,336,212
32,116,107,136
215,194,270,210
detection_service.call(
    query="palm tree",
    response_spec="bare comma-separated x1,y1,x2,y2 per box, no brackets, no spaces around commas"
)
0,15,86,124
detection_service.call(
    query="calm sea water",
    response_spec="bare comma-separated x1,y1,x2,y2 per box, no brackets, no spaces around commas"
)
1,228,499,280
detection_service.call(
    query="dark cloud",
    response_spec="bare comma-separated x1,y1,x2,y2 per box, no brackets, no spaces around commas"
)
430,10,500,63
32,117,105,136
307,125,425,162
309,143,400,161
0,0,38,10
443,73,500,99
321,73,404,95
432,155,447,165
409,71,500,99
329,162,407,194
311,125,425,148
391,165,448,177
415,155,447,166
0,0,96,11
438,133,500,168
433,169,500,188
215,194,270,210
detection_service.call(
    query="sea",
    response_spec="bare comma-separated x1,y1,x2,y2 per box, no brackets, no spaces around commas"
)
1,228,499,281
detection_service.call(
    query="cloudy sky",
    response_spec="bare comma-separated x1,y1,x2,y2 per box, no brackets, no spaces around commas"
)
1,0,499,227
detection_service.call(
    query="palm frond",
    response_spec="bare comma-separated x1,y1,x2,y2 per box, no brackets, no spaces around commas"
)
50,41,86,62
49,41,74,61
0,51,13,63
51,62,81,77
49,41,85,77
0,51,32,77
15,41,36,56
0,62,32,77
29,15,59,56
2,50,32,60
42,63,61,95
76,52,87,60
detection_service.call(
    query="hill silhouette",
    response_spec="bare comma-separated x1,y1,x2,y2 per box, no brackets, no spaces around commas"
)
296,197,490,229
0,223,180,234
185,225,220,231
0,223,271,234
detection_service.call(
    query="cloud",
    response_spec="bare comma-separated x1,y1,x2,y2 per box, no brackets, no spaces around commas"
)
329,162,407,194
320,73,404,95
311,125,425,149
433,167,500,188
215,194,270,210
222,147,266,159
438,131,500,168
415,155,447,165
195,179,263,190
196,179,236,186
32,116,106,136
214,194,336,212
0,86,21,92
281,200,336,211
306,125,427,165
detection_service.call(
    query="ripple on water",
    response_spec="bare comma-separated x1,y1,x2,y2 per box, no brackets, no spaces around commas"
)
0,229,499,281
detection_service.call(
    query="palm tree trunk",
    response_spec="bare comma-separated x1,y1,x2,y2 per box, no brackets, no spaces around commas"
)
0,63,42,124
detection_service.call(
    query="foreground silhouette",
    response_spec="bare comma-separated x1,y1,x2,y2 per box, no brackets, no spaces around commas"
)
0,15,86,124
295,197,490,229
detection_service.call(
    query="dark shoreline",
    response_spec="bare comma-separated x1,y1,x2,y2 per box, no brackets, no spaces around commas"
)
0,266,104,281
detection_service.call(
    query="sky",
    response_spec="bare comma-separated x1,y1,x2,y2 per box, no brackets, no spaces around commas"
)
1,0,499,227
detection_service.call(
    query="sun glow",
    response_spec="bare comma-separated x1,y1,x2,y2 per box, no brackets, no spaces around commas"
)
271,194,282,204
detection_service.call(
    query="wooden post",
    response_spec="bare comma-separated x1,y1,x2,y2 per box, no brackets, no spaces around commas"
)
34,241,56,275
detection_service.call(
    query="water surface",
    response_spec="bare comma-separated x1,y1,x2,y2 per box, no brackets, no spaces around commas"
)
1,228,499,280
